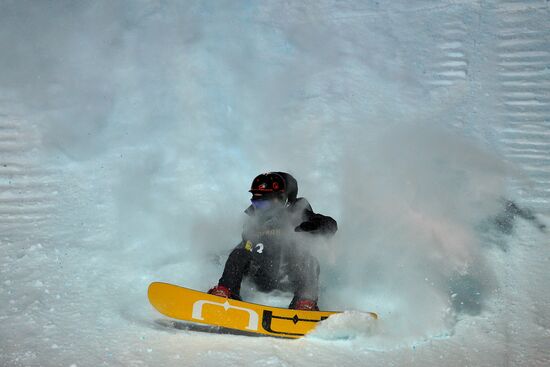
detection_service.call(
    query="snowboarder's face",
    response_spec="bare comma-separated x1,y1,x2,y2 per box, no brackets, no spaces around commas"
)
250,194,284,212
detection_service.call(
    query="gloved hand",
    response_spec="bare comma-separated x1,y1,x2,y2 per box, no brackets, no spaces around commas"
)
294,221,320,233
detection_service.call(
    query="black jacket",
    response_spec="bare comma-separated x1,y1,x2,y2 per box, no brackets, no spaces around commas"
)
245,197,336,233
241,197,337,249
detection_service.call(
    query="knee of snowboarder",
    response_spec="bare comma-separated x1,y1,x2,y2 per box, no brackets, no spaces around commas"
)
228,247,252,261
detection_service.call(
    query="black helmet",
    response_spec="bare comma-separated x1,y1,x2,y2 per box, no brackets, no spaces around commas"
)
249,172,298,203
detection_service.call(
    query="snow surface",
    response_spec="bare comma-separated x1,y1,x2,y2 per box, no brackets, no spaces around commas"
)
1,1,550,366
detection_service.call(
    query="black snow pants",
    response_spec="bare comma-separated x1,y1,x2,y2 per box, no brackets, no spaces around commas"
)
218,241,320,303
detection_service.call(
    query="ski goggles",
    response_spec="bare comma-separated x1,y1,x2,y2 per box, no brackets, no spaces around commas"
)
250,198,276,210
250,191,284,209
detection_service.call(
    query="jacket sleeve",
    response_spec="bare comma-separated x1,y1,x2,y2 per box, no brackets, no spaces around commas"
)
295,198,338,236
303,209,338,236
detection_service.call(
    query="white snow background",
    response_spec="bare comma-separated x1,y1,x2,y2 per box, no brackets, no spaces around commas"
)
1,1,549,366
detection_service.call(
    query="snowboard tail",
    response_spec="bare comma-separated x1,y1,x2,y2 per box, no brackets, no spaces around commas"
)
148,282,377,338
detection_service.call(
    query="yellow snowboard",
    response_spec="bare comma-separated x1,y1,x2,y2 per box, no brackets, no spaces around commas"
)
148,282,377,339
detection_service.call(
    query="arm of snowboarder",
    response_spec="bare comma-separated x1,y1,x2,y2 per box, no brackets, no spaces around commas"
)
295,209,338,236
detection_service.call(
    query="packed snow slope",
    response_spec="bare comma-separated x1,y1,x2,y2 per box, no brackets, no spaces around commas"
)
1,1,549,366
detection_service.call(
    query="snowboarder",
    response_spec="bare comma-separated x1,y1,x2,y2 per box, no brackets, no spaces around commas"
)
208,172,338,311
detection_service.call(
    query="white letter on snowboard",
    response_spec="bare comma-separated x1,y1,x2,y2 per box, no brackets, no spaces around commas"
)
192,299,259,331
